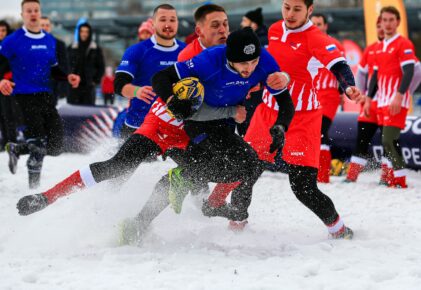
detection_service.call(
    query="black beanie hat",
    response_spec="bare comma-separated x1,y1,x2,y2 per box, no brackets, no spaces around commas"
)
245,7,263,27
226,27,261,63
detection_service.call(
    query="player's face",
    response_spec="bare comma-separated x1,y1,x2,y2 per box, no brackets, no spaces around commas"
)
310,16,327,33
40,18,51,33
376,23,385,41
153,8,178,41
0,26,7,41
21,2,41,31
196,11,229,47
79,27,90,42
381,12,400,37
282,0,313,30
240,16,252,28
230,57,260,78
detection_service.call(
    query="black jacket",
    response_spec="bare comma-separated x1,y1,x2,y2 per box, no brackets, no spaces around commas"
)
68,39,105,87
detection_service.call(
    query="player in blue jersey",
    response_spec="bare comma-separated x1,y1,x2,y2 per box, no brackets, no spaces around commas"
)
114,4,186,140
152,27,294,222
0,0,80,188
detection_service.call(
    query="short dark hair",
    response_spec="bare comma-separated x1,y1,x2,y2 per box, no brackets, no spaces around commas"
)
304,0,314,8
194,4,226,23
0,20,11,35
153,4,176,15
21,0,40,8
380,6,400,21
311,13,327,24
41,16,50,20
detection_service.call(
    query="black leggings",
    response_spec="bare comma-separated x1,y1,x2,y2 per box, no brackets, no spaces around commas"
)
15,93,63,156
182,124,264,219
355,122,379,158
89,134,161,183
288,164,339,225
321,115,332,146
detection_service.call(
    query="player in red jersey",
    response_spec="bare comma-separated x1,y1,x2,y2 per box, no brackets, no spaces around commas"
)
207,0,363,239
345,17,384,183
365,6,418,188
310,13,346,183
15,4,241,216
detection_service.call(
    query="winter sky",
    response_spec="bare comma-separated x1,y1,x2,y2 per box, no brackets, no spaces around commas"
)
0,0,21,20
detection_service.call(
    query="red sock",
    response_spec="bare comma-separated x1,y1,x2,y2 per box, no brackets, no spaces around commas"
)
346,162,364,182
317,149,331,183
43,170,85,204
208,182,241,208
380,163,389,184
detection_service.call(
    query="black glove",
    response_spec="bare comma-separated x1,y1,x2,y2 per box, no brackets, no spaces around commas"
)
17,193,49,216
167,96,194,120
269,124,285,154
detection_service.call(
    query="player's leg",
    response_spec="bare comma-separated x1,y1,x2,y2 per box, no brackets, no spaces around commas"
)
317,115,332,183
120,174,171,245
16,133,161,215
289,164,353,239
382,126,407,188
345,121,378,182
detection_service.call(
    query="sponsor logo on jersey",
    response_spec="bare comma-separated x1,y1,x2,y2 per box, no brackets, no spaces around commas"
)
325,44,337,52
290,42,301,50
404,49,413,55
31,45,47,50
186,59,194,69
225,80,249,86
290,151,304,156
120,60,129,66
244,44,256,55
160,61,177,66
270,36,279,41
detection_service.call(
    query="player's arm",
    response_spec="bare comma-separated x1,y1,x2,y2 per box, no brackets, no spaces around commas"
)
389,62,415,115
355,66,368,93
0,54,14,95
151,65,180,103
188,103,246,123
329,60,362,102
114,71,156,104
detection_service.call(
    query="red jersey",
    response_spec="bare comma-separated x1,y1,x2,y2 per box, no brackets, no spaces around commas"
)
359,41,381,81
315,36,345,93
266,20,345,112
374,34,417,109
177,38,205,62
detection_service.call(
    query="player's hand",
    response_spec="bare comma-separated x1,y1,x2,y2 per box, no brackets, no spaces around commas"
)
135,86,156,104
269,124,285,154
234,105,246,123
167,95,194,120
389,92,403,116
266,72,290,90
345,86,363,103
363,96,371,118
0,79,15,95
68,74,80,88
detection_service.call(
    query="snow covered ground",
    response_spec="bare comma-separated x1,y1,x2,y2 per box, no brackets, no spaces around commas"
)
1,144,421,290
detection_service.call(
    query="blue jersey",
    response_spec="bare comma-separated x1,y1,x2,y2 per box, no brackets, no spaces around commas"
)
175,45,284,108
0,27,57,94
116,35,186,128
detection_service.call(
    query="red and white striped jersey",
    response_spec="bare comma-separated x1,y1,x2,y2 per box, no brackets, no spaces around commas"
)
315,36,345,93
267,20,345,112
374,34,417,109
150,98,184,128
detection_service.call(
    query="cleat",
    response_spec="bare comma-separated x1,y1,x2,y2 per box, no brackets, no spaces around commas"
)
388,176,408,189
202,200,248,221
16,193,49,216
119,218,142,246
329,226,354,240
5,142,19,174
168,167,192,214
342,178,355,183
228,220,248,232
